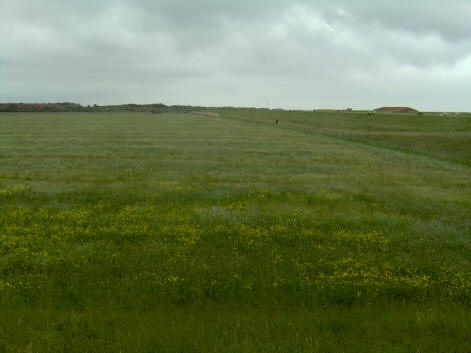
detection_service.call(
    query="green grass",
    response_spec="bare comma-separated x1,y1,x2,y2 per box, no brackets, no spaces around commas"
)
219,110,471,167
1,111,471,352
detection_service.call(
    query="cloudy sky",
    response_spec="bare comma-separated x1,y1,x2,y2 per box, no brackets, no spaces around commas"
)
2,0,471,111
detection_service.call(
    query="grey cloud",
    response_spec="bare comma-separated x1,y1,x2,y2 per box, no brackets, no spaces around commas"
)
331,0,471,41
1,0,470,110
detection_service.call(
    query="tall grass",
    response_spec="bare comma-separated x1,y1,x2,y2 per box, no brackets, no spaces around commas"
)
219,110,471,167
0,112,470,352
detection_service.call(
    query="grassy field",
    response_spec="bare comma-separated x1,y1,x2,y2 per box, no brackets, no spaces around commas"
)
1,111,471,352
219,110,471,167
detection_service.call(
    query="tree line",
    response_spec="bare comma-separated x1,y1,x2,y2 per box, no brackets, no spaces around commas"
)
0,102,273,113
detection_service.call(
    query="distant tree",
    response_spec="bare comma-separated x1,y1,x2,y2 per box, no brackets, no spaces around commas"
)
6,104,18,112
149,103,167,109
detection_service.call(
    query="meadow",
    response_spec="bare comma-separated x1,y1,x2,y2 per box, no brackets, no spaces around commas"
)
1,111,470,352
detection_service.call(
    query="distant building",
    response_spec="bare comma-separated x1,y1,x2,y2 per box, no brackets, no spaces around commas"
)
374,107,419,113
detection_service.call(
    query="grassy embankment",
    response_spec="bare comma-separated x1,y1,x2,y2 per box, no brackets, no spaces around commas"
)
1,112,470,352
218,109,471,167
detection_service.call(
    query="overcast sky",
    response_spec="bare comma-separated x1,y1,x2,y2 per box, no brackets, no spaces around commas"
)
2,0,471,111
